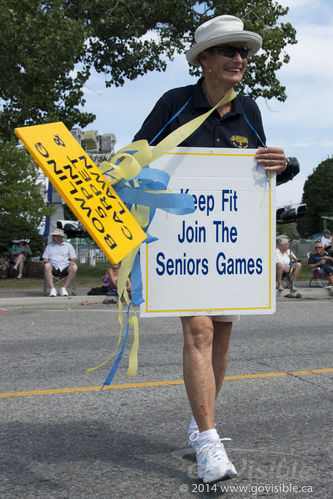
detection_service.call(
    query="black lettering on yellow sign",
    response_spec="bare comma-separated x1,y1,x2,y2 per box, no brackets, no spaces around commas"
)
92,217,104,233
80,169,92,182
54,134,65,147
41,146,135,243
74,198,92,217
95,206,106,218
63,163,79,181
66,155,78,167
16,123,146,263
90,184,101,197
47,158,66,179
104,234,117,249
100,196,112,211
81,187,93,200
35,142,49,157
122,226,133,240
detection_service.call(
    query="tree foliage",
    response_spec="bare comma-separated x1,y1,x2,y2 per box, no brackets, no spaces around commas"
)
0,0,95,139
0,140,52,253
277,222,299,240
297,157,333,236
0,0,296,138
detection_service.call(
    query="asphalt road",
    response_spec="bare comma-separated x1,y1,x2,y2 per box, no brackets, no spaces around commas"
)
0,300,332,498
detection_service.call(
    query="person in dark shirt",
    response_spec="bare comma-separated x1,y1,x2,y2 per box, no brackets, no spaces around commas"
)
135,15,288,484
308,242,333,285
134,80,266,149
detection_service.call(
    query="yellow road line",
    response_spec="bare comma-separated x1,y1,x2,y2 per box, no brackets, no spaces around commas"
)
1,369,332,399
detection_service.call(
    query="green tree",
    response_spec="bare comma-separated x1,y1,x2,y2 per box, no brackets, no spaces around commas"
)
0,140,52,253
297,157,333,236
0,0,94,140
0,0,296,139
277,222,299,239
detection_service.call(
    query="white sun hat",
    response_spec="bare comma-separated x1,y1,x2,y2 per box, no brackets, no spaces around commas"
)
50,228,65,237
186,15,262,66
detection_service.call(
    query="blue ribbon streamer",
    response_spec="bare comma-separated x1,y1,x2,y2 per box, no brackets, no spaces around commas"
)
131,252,144,307
102,304,131,387
115,185,194,214
243,113,270,187
149,97,192,146
135,167,170,191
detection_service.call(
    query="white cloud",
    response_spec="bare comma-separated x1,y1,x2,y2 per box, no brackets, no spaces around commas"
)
279,0,321,9
276,173,305,208
280,26,333,80
292,140,333,148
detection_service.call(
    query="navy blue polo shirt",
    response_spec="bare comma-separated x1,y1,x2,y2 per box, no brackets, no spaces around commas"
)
134,78,266,149
308,252,328,266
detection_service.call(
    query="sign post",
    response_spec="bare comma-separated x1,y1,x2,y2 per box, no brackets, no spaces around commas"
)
140,147,275,317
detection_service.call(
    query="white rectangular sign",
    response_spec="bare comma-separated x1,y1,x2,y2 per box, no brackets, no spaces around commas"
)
140,147,275,317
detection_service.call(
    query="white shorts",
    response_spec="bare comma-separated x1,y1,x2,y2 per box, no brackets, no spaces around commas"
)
212,315,240,322
181,314,240,322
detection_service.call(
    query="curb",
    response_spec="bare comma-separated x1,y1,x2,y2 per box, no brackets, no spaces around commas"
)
0,287,332,309
276,286,333,301
0,294,116,309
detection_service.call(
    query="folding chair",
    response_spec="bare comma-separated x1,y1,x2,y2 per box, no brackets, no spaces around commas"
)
281,270,291,289
43,271,76,296
307,252,329,288
309,268,328,288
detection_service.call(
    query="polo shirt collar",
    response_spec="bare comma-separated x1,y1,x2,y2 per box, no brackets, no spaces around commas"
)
192,78,210,109
192,78,244,116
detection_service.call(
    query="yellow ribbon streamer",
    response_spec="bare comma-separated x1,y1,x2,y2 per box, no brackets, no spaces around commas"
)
89,88,237,381
126,315,139,377
150,88,236,163
98,88,236,179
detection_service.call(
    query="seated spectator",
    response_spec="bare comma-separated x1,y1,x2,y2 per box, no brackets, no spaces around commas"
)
308,242,333,286
9,236,32,279
320,230,332,250
102,263,120,295
102,263,131,298
276,238,302,292
42,228,78,297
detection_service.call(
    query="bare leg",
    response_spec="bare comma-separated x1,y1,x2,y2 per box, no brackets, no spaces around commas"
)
276,262,284,291
64,263,77,288
15,254,25,274
212,321,232,397
44,262,54,288
182,316,216,432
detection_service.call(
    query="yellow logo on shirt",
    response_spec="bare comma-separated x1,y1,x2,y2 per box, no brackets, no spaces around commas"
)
230,135,248,148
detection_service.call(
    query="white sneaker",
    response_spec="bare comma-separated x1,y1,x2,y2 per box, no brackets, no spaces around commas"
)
49,287,57,297
188,430,200,450
17,274,22,279
59,287,68,297
197,439,237,484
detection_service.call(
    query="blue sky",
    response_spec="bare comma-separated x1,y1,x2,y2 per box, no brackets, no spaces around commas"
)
80,0,333,209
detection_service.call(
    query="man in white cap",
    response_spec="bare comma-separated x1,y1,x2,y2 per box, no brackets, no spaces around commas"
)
134,15,288,484
42,228,77,297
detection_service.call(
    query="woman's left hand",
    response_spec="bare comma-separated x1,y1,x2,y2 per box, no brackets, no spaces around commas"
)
256,146,287,173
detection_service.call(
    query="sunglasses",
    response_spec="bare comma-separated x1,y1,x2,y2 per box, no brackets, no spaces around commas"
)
215,45,249,59
315,246,323,249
